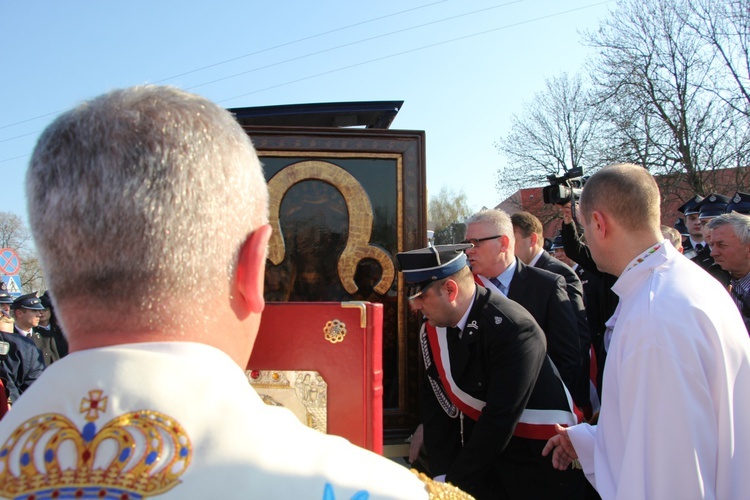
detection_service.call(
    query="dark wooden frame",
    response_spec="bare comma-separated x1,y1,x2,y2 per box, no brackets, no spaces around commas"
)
243,126,426,442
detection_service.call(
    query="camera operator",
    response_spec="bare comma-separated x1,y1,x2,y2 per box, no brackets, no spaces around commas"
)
559,201,619,396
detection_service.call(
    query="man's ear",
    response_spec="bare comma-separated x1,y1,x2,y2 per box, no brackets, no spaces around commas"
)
591,210,607,237
499,234,511,252
530,232,539,247
444,279,460,302
235,224,272,314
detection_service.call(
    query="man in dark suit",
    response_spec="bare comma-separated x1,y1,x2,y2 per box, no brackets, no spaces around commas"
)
559,201,619,397
1,293,45,403
511,211,591,413
552,233,606,406
463,209,581,401
399,244,584,499
677,195,705,258
11,292,59,367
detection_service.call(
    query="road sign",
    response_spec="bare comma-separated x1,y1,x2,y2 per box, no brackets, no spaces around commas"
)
0,248,20,276
1,276,21,297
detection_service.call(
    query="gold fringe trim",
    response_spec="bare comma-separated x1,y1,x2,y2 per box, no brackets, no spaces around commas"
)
410,469,476,500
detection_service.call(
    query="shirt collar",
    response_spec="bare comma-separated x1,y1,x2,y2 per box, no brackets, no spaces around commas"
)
454,289,477,332
528,249,544,267
612,240,669,298
495,258,517,291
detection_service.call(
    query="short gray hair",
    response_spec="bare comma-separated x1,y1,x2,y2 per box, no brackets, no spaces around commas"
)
465,209,514,240
27,86,268,319
707,212,750,244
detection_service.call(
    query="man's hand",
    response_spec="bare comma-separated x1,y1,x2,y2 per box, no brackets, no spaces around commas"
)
408,423,424,464
559,202,575,224
541,424,578,470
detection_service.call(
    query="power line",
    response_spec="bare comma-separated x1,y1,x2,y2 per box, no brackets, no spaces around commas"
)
0,0,612,163
0,0,451,132
0,153,30,164
153,0,452,84
186,0,523,91
216,1,612,104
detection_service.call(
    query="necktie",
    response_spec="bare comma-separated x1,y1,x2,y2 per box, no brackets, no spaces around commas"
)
695,243,704,252
447,326,462,341
490,277,506,296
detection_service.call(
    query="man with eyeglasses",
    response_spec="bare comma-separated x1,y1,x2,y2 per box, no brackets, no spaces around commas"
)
463,209,581,401
398,244,584,499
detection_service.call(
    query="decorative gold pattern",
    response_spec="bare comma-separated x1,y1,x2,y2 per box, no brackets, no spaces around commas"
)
246,370,327,433
0,392,192,499
324,319,347,344
267,160,395,294
341,301,367,328
411,470,476,500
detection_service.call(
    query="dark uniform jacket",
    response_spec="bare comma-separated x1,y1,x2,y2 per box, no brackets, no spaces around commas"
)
0,331,45,403
561,221,619,330
422,286,583,499
505,259,581,399
20,326,61,367
533,251,591,408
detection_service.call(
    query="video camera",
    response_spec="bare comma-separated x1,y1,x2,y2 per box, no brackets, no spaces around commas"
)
542,166,586,205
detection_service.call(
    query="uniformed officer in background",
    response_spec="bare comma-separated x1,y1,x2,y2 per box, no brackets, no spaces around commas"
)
10,292,62,367
400,244,584,499
0,289,12,318
676,195,704,256
0,293,44,403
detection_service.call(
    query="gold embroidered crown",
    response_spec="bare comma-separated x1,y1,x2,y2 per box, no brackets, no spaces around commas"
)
0,390,192,499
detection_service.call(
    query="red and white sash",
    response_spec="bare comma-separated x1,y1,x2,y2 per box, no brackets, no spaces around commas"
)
424,319,580,440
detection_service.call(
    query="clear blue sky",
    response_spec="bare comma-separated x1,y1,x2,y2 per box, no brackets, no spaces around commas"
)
0,0,612,221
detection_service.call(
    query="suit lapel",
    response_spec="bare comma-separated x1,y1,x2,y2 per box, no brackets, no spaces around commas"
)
506,259,529,301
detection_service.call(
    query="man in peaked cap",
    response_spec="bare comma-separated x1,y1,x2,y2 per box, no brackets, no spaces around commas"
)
0,289,12,318
399,244,584,499
11,292,44,337
726,191,750,215
13,292,62,367
677,195,705,254
0,293,45,403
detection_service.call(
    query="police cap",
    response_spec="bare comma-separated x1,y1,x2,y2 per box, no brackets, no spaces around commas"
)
696,193,730,220
726,191,750,215
677,195,704,216
397,244,471,299
11,292,45,311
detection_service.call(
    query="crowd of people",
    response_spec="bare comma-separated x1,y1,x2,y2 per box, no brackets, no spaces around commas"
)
1,83,749,499
404,166,750,499
0,289,67,404
0,85,474,500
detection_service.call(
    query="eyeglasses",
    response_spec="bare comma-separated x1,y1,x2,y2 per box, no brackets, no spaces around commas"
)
461,235,502,247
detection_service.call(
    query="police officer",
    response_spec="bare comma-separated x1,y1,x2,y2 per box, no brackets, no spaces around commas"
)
677,195,705,256
0,289,13,318
0,293,45,403
399,244,584,499
12,292,62,366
